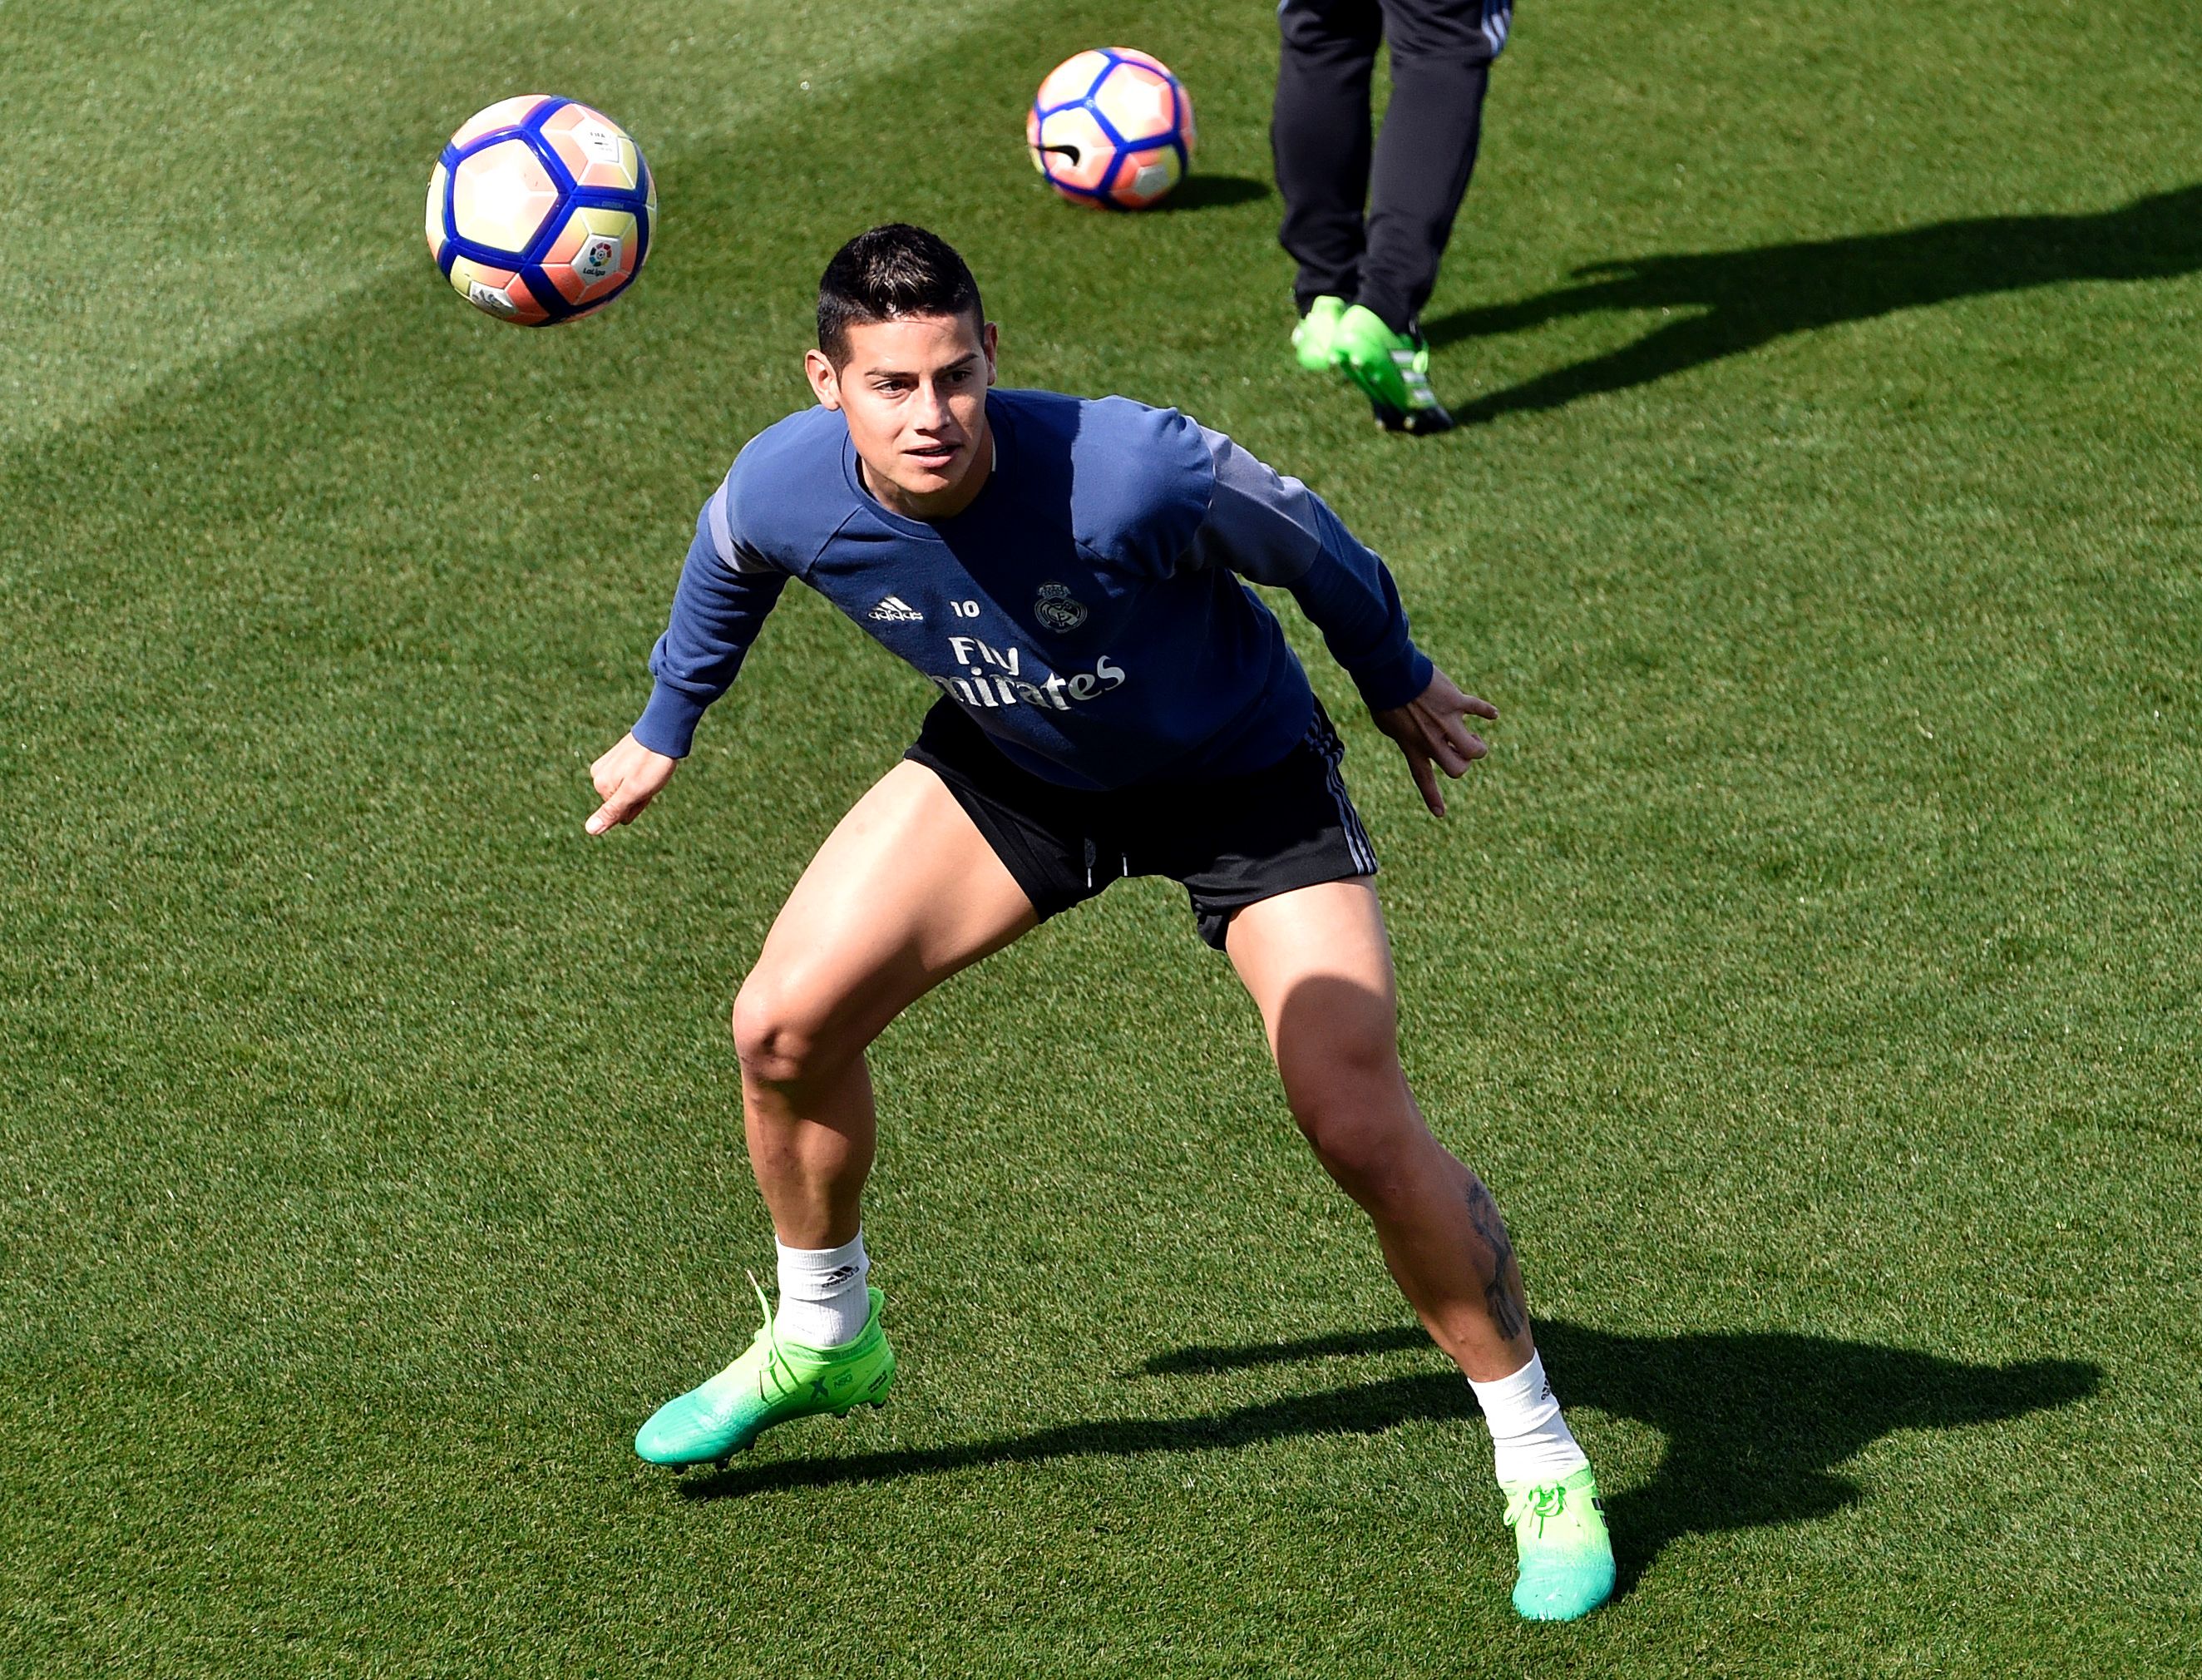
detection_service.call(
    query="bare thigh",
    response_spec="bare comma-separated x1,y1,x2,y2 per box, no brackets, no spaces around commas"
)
1224,876,1397,1075
1226,877,1535,1378
738,759,1040,1065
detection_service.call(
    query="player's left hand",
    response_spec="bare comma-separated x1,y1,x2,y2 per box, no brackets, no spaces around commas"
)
1371,668,1498,818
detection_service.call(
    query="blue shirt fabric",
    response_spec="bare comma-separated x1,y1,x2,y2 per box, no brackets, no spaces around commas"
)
634,388,1432,791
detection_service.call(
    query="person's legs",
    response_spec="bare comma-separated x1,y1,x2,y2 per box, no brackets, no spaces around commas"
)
1357,0,1501,333
1273,0,1386,313
1223,876,1531,1378
634,759,1038,1467
733,758,1040,1248
1225,875,1613,1619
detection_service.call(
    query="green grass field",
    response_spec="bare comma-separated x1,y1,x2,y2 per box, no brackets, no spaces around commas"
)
6,0,2200,1673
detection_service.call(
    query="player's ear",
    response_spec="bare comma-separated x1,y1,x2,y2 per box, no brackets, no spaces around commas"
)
804,348,842,410
980,321,999,387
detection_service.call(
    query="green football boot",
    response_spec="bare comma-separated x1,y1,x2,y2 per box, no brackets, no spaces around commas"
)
1291,294,1347,372
1503,1465,1617,1621
1331,302,1455,434
634,1280,895,1468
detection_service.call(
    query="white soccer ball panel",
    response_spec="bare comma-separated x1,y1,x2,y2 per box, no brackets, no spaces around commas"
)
1034,106,1114,193
1092,64,1177,144
449,94,552,149
541,101,643,190
451,138,559,255
1036,50,1110,111
1106,47,1174,77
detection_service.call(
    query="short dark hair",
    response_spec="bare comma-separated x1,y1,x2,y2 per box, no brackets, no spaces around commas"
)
817,224,984,366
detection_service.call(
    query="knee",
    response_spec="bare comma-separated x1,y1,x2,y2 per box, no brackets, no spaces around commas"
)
1296,1101,1422,1198
730,972,853,1090
1281,1042,1421,1198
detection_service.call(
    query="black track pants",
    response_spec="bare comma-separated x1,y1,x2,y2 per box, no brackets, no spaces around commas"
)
1271,0,1508,332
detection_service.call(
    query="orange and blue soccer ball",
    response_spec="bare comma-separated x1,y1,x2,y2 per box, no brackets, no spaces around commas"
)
1028,49,1196,210
425,96,657,326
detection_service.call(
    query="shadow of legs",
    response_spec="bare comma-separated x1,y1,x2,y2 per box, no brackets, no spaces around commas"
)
1413,185,2202,422
681,1316,2097,1596
679,1370,1473,1500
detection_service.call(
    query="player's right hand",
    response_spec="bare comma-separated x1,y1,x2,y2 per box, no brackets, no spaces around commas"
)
586,732,679,835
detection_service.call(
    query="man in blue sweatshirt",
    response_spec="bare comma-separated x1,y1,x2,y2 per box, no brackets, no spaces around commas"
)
585,224,1612,1621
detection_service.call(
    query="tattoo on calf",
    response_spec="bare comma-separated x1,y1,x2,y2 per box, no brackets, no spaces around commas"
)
1463,1175,1529,1342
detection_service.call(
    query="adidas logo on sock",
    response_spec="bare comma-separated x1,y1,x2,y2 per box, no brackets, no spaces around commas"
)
870,595,924,622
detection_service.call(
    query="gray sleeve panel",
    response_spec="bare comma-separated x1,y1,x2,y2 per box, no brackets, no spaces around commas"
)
1181,427,1433,714
1182,426,1328,586
630,488,796,758
704,476,786,577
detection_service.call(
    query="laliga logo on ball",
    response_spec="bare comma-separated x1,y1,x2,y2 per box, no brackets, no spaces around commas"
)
426,95,658,325
1028,48,1196,210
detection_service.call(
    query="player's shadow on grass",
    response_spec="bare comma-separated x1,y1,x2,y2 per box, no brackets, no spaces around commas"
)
1141,1322,2097,1589
679,1319,2096,1589
1423,182,2202,424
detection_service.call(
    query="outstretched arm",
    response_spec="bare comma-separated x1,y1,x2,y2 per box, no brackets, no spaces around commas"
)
585,487,789,835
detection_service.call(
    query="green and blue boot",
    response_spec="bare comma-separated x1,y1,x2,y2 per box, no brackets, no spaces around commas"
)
1503,1465,1616,1620
634,1281,895,1468
1331,302,1455,434
1291,294,1348,372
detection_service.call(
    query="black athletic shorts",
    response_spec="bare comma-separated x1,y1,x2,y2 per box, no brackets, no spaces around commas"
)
904,696,1379,951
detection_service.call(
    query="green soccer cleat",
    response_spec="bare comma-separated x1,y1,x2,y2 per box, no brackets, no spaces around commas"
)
1503,1465,1617,1621
1331,303,1455,434
1291,294,1347,372
634,1280,895,1468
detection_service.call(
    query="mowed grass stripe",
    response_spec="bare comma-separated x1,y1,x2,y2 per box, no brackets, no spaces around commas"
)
4,0,1032,453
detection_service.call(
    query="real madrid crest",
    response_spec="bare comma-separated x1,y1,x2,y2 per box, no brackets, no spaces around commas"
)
1034,582,1089,633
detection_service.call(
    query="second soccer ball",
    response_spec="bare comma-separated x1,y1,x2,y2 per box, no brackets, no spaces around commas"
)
1027,49,1196,210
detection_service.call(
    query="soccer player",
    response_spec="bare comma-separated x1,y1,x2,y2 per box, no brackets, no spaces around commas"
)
1272,0,1513,433
586,224,1614,1621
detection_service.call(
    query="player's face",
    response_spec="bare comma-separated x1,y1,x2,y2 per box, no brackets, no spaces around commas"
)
806,313,998,520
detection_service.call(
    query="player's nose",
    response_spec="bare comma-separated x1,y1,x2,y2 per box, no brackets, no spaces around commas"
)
913,380,959,434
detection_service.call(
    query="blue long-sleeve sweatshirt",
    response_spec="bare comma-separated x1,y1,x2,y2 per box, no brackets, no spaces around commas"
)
634,388,1433,791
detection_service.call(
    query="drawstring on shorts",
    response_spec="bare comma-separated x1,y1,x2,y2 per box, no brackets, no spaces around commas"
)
1082,838,1131,889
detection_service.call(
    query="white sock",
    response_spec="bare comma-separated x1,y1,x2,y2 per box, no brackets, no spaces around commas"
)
773,1232,871,1349
1467,1351,1590,1488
